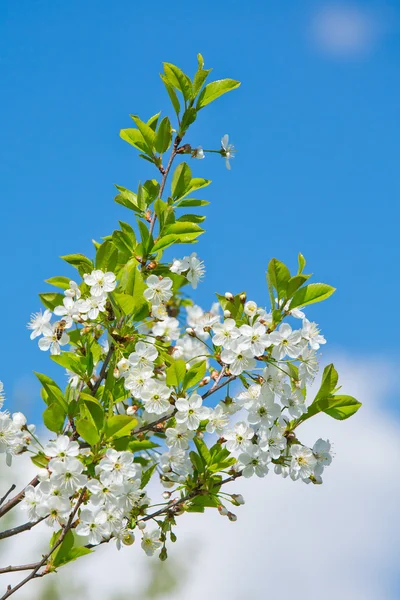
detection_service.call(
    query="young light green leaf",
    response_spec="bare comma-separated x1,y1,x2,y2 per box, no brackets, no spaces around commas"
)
155,116,172,154
197,79,240,109
289,283,336,310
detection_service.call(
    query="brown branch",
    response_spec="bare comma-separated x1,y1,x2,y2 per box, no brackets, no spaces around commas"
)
0,488,86,600
0,478,39,520
92,343,114,395
148,135,181,239
0,563,41,576
0,486,15,508
0,517,45,541
201,375,236,400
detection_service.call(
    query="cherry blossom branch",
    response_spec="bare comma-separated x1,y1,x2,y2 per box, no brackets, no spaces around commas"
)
0,478,39,520
0,517,45,541
201,374,236,400
0,486,15,508
92,343,114,395
0,488,86,600
0,563,42,576
148,135,181,239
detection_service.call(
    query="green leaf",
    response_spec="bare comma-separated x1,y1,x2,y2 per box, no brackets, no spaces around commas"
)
140,463,157,489
197,79,240,109
130,115,156,155
166,359,187,387
286,274,310,299
176,198,210,208
39,292,65,311
190,450,204,474
120,128,149,154
137,219,153,254
289,283,336,310
194,437,211,465
298,253,306,274
152,234,181,252
164,221,204,236
160,74,180,116
80,394,104,430
61,254,94,276
267,258,291,300
163,63,193,102
43,403,66,433
155,116,172,154
177,213,206,224
314,364,339,403
301,394,362,423
171,163,192,200
45,276,71,290
114,185,142,213
51,531,92,568
180,108,197,133
51,352,87,376
76,418,100,446
34,372,67,411
104,415,138,439
183,361,206,390
96,240,118,272
31,453,49,469
147,112,161,131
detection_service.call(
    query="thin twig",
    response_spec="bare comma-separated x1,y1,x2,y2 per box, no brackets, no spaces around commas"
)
0,486,15,508
0,478,39,520
0,517,45,541
0,488,86,600
92,344,114,395
201,375,236,400
0,563,41,576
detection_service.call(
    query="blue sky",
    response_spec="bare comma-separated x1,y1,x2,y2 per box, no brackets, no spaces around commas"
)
1,0,399,420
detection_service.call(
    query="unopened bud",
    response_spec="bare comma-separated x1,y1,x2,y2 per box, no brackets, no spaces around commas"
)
159,547,168,561
113,367,120,379
126,406,136,416
199,376,211,387
122,532,135,546
239,292,247,303
162,491,171,500
223,310,231,318
170,532,177,542
231,494,245,505
185,327,196,337
137,521,146,530
227,511,237,522
218,505,228,516
211,370,219,380
147,261,157,270
224,292,234,302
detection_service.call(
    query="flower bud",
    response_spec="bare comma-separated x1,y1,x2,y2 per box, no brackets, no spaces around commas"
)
137,521,146,530
199,376,210,387
224,292,234,301
223,310,231,318
12,412,27,428
239,292,247,303
218,505,228,516
162,491,171,500
122,532,135,546
227,511,237,522
126,406,136,416
37,468,50,481
231,494,245,505
185,327,196,337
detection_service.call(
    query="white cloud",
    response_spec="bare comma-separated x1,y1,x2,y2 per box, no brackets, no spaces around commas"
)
310,4,390,58
1,354,400,599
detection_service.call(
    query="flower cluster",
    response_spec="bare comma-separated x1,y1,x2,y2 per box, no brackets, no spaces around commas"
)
170,252,205,289
0,382,35,466
28,270,116,355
